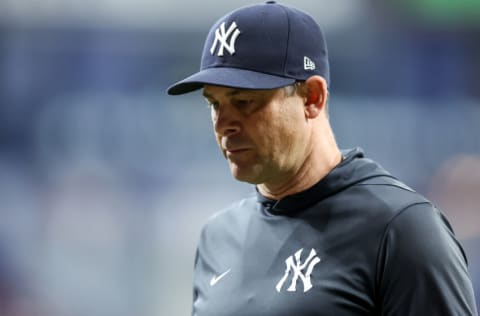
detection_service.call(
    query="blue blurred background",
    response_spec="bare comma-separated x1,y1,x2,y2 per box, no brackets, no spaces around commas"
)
0,0,479,315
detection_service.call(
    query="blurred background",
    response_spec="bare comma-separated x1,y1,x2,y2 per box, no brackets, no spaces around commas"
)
0,0,479,315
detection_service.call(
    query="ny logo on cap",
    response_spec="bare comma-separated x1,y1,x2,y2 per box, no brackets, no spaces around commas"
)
210,21,241,57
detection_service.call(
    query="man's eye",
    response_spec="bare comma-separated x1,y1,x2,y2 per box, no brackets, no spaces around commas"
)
234,99,253,107
206,100,219,110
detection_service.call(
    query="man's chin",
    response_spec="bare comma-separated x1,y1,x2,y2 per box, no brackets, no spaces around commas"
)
229,164,262,184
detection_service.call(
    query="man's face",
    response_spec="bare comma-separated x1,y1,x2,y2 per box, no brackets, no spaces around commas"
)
203,84,310,185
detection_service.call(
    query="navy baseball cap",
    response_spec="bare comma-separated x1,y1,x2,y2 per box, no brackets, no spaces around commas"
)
167,1,329,95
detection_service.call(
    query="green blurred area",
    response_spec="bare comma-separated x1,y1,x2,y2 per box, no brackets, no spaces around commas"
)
392,0,480,27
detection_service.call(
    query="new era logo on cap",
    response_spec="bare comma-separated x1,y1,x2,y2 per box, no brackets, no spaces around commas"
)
304,56,316,71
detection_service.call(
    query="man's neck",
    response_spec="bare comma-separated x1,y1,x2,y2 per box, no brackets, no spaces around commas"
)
257,137,342,201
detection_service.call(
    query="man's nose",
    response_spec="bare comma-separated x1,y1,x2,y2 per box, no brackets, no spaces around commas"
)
213,104,241,137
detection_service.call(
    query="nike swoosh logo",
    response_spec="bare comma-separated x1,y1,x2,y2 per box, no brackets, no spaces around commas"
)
210,269,231,286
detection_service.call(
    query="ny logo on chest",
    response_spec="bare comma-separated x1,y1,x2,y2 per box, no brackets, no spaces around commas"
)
275,248,321,293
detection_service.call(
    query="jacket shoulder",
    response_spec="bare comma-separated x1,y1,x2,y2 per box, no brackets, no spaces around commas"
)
350,175,432,218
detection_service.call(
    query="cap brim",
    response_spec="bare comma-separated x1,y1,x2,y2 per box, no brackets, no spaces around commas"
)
167,67,296,95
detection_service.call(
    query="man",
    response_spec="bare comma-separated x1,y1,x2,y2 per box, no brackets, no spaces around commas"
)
167,1,478,315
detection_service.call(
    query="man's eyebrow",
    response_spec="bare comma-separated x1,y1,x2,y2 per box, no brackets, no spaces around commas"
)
202,91,213,99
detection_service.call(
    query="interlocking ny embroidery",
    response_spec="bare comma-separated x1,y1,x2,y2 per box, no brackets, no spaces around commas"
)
275,248,321,293
210,21,241,57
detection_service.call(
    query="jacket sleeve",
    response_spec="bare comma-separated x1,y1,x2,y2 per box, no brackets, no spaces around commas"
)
376,202,478,315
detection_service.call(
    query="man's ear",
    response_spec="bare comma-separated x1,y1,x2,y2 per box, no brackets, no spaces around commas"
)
303,75,328,119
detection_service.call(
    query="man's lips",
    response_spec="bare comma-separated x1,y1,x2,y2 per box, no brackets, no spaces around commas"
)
222,138,251,155
225,147,250,155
